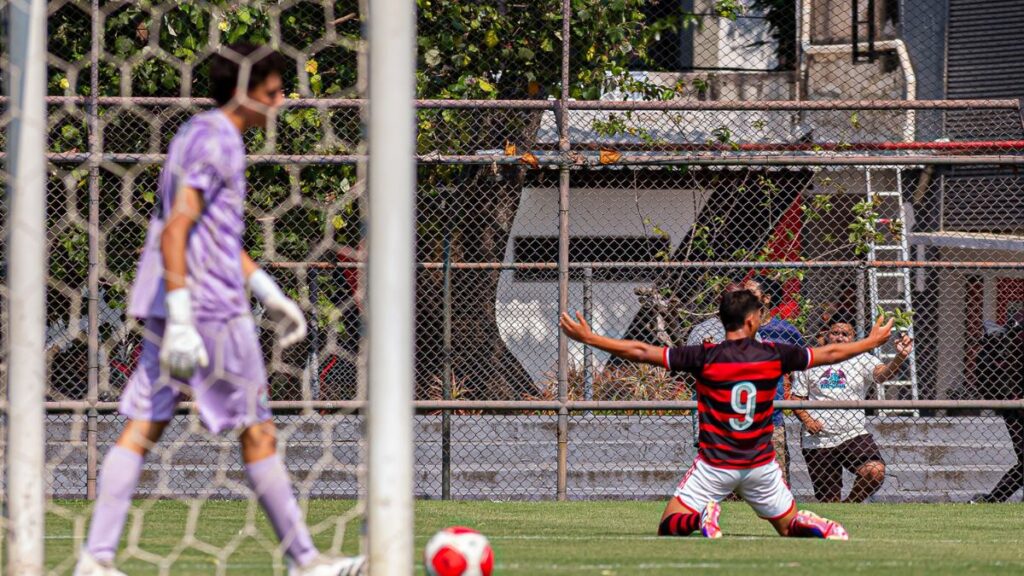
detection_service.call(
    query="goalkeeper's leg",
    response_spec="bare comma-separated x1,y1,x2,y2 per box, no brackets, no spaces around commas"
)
81,323,180,570
84,420,170,563
240,422,367,575
240,421,321,566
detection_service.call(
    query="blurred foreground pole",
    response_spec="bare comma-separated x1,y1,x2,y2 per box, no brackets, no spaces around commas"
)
366,0,416,572
6,0,49,573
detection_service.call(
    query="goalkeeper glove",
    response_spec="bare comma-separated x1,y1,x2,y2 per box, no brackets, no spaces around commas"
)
248,269,308,348
160,288,209,380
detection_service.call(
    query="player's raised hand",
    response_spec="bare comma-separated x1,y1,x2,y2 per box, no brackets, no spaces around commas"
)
867,314,894,347
895,334,913,358
160,288,209,379
248,269,308,348
559,311,593,343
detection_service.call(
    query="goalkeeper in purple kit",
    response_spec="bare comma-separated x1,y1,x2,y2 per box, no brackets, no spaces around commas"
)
75,44,365,576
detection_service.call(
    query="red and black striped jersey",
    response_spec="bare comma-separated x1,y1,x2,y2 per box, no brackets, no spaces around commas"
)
663,338,813,469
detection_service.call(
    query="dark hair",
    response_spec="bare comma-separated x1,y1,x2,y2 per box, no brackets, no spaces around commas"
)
749,274,783,307
209,43,289,106
719,290,763,331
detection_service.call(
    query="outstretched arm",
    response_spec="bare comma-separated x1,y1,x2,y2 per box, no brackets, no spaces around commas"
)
809,315,894,368
560,311,665,367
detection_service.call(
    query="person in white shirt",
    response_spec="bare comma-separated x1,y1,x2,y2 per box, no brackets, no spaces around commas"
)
792,320,912,502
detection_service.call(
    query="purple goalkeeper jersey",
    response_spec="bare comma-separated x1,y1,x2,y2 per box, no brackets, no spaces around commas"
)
128,109,249,321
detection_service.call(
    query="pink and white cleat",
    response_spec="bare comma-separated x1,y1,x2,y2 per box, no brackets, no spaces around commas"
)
791,510,849,541
700,501,723,539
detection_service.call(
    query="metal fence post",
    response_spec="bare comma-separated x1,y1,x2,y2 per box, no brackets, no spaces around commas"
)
556,168,570,501
555,0,572,502
583,266,593,404
441,225,452,500
308,268,320,402
857,267,867,338
86,0,102,500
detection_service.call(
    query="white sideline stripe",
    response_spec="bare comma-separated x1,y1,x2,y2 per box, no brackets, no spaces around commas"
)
482,560,1024,572
483,534,1024,545
46,533,1024,546
492,562,728,571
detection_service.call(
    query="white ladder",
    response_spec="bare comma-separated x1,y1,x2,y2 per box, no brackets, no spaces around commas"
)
864,167,919,413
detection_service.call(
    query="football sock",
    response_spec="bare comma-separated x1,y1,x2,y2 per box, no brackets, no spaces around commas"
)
85,446,144,562
245,454,318,566
658,513,701,536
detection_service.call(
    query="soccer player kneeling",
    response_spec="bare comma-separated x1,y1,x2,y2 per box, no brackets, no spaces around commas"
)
560,289,896,540
75,44,364,576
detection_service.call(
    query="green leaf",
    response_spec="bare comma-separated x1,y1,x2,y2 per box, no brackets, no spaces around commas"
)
484,29,499,48
60,124,81,142
424,48,441,67
114,37,134,56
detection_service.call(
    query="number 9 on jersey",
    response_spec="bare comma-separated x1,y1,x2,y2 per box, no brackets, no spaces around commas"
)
729,381,758,431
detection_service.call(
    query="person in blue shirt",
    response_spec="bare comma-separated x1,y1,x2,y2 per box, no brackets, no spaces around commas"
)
754,276,806,486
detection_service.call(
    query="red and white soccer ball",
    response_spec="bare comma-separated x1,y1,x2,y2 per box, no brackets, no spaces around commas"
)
424,526,494,576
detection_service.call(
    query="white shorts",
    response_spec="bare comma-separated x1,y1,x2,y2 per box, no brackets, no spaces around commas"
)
673,457,796,520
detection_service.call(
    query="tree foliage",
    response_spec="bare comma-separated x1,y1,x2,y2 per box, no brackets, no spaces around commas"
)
42,1,806,398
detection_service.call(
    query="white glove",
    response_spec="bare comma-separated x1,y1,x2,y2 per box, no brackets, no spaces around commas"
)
159,288,209,380
248,269,308,348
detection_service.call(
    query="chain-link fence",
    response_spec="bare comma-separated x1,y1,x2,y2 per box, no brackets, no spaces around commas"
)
3,0,1024,513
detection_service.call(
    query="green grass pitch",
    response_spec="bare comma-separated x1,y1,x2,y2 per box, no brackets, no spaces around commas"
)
43,500,1024,574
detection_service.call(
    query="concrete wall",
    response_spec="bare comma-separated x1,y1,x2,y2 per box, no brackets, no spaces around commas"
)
901,0,948,139
692,0,778,70
811,0,896,44
41,414,1021,503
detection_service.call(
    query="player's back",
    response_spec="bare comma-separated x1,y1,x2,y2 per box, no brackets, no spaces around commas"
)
666,338,811,469
127,110,250,322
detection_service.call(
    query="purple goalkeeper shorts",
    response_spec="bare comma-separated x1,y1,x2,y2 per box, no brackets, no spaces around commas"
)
119,315,272,434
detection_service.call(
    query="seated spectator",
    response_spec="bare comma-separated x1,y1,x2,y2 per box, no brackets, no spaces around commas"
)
792,320,912,502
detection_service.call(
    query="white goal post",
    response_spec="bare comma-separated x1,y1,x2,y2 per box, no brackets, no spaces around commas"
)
5,0,49,574
366,0,417,573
